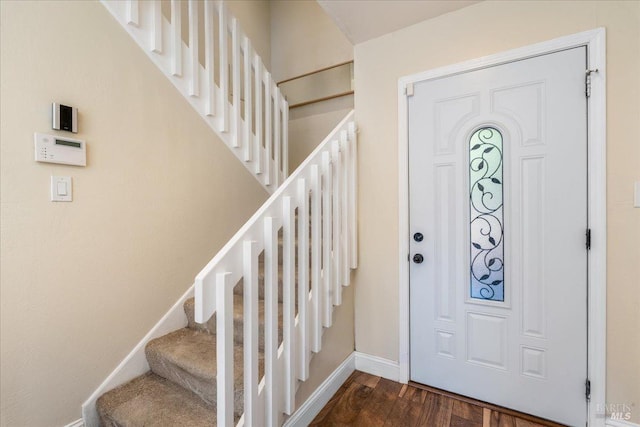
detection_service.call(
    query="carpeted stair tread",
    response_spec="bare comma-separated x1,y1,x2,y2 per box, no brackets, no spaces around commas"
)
184,297,285,349
233,264,287,303
146,327,267,414
96,372,216,427
185,295,251,336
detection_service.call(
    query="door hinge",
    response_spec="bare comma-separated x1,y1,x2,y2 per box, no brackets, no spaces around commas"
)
585,379,591,401
585,74,591,98
586,228,591,250
405,83,414,97
585,69,598,98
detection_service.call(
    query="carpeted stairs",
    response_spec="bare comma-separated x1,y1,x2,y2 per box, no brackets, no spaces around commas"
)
96,249,289,426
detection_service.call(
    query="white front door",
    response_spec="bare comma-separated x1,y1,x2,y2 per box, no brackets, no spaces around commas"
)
408,47,588,426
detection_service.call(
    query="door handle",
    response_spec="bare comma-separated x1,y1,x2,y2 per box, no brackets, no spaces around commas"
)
413,254,424,264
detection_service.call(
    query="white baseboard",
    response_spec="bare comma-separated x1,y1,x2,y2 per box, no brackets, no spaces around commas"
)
354,351,401,382
607,418,640,427
284,351,401,426
64,419,84,427
284,353,356,426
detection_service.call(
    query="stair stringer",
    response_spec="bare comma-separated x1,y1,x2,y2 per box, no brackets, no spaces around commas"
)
100,0,287,193
81,285,193,427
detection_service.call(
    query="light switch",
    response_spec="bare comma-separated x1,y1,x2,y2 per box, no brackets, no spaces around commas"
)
635,182,640,208
51,176,72,202
57,181,67,196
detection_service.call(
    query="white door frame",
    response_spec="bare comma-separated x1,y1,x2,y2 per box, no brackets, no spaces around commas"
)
397,28,606,426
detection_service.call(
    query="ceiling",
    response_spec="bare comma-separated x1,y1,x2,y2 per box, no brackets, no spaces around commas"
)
316,0,480,44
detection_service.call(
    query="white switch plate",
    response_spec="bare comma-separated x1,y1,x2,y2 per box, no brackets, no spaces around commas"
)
51,176,72,202
635,181,640,208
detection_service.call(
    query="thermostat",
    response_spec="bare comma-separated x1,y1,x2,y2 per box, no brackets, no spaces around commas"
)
34,133,86,166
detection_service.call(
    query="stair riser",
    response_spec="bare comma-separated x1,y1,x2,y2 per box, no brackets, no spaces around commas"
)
146,349,217,406
233,272,286,304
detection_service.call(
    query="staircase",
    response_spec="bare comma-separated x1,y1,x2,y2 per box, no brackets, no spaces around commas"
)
100,0,289,192
83,1,358,425
83,111,358,426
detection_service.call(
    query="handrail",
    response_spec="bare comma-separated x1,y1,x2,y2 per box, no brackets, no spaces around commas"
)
194,110,357,425
100,0,289,191
289,90,354,109
276,60,354,86
278,60,354,110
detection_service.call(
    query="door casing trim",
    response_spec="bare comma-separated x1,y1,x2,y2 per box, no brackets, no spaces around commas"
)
397,28,606,426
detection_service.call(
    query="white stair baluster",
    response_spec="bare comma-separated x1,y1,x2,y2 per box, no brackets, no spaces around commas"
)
150,1,162,53
340,130,350,286
243,240,259,426
126,0,139,26
331,140,342,306
264,72,272,186
243,37,253,162
188,0,199,97
231,18,241,147
283,197,296,415
170,0,182,76
254,57,263,175
348,122,358,268
204,0,216,116
273,83,281,187
322,152,333,327
264,217,278,426
216,271,234,427
219,2,229,132
310,164,322,352
297,178,310,379
282,98,289,179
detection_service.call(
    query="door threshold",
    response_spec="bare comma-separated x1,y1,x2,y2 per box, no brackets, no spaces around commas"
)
408,381,568,427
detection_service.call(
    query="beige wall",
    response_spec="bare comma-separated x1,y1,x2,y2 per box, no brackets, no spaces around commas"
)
354,0,640,422
288,98,353,172
270,0,352,82
0,1,268,426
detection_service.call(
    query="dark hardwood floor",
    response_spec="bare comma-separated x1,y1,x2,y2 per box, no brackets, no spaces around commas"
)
310,371,567,427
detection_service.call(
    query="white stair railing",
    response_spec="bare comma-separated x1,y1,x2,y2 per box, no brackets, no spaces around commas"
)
195,111,357,426
101,0,288,192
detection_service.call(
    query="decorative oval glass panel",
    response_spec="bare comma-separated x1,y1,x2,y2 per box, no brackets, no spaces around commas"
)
469,127,504,301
